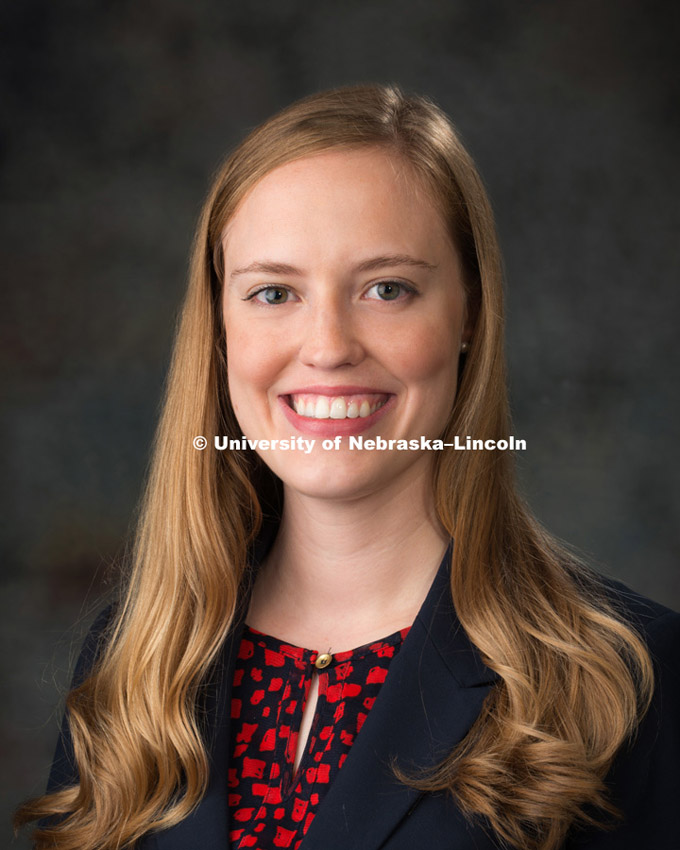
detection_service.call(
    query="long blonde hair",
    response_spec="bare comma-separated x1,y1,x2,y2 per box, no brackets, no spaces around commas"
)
16,84,653,850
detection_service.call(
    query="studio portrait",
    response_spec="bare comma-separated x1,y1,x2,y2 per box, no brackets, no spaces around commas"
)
4,4,679,850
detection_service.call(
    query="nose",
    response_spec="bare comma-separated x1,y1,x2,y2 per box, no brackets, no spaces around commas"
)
298,297,365,370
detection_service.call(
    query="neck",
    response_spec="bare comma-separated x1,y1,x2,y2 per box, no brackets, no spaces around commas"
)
247,464,449,651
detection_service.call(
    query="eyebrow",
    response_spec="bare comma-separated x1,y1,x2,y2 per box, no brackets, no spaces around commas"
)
229,254,438,280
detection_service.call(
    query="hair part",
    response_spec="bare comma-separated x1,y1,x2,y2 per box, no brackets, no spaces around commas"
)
16,83,654,850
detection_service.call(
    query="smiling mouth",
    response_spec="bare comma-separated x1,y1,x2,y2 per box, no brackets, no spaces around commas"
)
286,393,390,420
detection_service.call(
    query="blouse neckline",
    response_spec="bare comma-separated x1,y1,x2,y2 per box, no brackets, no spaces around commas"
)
242,622,412,666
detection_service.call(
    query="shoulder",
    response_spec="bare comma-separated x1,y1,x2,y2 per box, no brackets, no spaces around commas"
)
46,603,117,795
564,577,680,848
595,575,680,710
70,603,118,687
595,574,680,665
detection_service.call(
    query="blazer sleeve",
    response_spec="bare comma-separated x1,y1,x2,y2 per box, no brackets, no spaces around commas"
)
567,607,680,849
46,605,115,794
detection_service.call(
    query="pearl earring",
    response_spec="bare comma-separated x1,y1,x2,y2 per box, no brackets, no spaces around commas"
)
461,341,470,353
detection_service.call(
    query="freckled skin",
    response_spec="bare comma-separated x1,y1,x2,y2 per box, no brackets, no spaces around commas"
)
222,148,468,502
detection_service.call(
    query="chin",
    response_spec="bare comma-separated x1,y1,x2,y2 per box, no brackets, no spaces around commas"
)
273,452,419,503
276,467,369,501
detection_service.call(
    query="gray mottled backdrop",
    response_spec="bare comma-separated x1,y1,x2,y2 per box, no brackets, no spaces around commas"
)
3,1,678,845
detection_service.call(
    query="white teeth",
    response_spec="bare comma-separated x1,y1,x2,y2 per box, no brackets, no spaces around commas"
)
290,394,387,420
315,397,330,419
330,398,347,419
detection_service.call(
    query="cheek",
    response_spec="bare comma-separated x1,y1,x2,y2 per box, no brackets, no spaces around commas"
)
386,316,459,386
224,315,289,412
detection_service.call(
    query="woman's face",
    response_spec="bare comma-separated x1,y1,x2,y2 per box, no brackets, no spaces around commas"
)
221,147,469,502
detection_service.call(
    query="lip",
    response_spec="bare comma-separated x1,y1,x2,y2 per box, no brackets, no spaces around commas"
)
282,384,392,396
277,386,396,437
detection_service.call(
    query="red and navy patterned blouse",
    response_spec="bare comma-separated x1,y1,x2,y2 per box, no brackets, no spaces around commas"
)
228,623,411,849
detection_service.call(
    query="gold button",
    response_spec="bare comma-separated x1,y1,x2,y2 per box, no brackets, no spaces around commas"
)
315,653,332,669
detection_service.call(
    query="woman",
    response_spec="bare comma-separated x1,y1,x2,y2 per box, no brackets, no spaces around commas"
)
15,84,679,850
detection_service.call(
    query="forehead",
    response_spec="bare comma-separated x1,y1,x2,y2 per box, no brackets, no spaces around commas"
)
221,148,455,267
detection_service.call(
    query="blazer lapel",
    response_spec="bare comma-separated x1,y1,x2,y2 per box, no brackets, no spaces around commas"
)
301,544,499,850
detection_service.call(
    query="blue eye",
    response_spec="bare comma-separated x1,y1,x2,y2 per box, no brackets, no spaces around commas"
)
365,281,412,301
250,287,292,304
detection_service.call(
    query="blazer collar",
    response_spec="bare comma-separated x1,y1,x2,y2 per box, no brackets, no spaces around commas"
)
152,528,499,850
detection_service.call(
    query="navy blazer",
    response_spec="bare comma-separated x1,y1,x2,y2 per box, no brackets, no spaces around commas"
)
48,535,680,849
